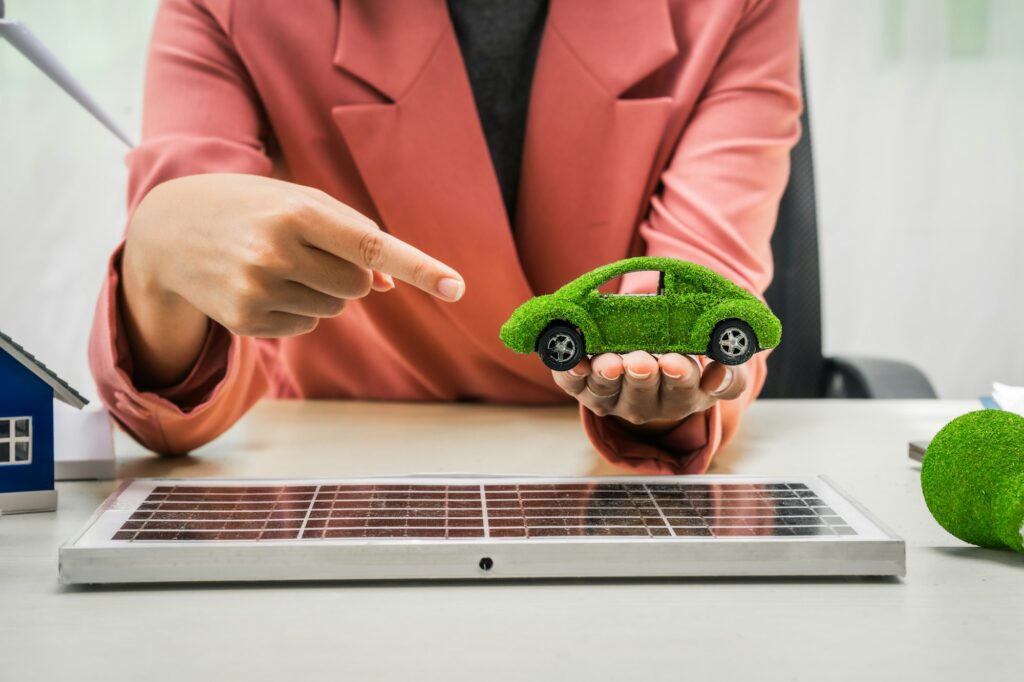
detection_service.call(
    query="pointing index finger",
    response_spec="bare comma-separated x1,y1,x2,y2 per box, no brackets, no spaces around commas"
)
300,201,465,301
354,228,465,301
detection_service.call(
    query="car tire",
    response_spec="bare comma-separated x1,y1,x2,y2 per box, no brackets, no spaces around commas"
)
537,323,585,372
708,319,757,366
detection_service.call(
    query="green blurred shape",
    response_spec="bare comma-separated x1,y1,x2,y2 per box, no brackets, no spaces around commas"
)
948,0,990,59
882,0,906,63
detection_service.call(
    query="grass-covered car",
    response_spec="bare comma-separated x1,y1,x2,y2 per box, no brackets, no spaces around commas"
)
499,256,781,371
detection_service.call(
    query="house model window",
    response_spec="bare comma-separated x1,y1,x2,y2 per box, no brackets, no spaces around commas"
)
0,417,32,465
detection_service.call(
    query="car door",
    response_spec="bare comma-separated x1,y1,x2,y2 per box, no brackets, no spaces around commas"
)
665,270,714,348
587,271,669,351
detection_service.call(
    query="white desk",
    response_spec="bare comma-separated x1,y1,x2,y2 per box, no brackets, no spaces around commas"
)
2,400,1021,681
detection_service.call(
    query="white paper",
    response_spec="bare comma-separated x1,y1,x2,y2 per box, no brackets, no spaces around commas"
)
992,383,1024,417
54,403,115,481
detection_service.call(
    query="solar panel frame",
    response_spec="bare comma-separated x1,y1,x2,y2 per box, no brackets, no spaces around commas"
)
60,475,905,584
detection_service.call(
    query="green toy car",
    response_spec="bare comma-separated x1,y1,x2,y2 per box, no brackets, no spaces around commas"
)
499,256,781,371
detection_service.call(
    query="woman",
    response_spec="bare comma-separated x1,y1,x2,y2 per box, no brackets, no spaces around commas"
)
89,0,802,473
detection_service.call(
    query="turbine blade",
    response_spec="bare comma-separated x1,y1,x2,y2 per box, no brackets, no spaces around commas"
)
0,18,135,148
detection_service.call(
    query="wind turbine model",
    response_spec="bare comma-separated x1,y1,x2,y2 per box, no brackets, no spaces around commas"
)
0,0,135,148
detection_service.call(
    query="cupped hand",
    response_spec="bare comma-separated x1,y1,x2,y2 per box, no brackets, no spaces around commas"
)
551,352,748,435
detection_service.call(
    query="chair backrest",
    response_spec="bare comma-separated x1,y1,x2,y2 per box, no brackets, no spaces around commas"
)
760,64,827,398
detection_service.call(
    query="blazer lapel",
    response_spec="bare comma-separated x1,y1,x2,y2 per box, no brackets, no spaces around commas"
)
329,0,679,388
331,0,541,383
331,0,446,104
515,0,680,294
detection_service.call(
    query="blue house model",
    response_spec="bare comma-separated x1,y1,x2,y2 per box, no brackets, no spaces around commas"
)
0,330,88,514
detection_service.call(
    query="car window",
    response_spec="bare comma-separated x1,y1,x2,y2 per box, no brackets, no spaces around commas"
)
596,270,665,297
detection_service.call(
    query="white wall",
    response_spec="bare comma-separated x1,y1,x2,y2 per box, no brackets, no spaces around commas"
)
802,0,1024,396
0,0,1020,401
0,0,157,403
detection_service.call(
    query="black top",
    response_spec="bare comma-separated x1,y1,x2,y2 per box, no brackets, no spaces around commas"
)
447,0,549,223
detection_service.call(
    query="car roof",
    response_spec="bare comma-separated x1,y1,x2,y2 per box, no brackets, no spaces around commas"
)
561,256,751,298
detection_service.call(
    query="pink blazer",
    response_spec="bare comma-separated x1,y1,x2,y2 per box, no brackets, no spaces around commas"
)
89,0,802,473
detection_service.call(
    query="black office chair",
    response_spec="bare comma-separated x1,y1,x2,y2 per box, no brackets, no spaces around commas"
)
760,67,937,399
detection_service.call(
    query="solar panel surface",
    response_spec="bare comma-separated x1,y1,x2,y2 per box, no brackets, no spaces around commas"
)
110,481,858,542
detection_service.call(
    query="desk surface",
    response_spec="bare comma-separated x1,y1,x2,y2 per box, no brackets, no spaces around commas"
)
2,400,1021,681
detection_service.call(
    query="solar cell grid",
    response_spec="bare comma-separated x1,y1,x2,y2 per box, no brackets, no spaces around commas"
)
110,482,859,542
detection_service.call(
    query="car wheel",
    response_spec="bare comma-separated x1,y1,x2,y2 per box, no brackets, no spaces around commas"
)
537,323,585,371
708,319,757,365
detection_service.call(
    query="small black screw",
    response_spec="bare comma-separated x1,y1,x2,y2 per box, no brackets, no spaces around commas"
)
478,557,494,571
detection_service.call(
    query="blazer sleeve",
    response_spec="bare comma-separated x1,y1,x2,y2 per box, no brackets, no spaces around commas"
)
88,0,276,455
580,0,803,474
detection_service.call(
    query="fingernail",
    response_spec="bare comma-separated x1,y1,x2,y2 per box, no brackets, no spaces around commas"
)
712,368,734,395
598,369,619,381
437,277,464,301
662,363,688,380
381,273,395,289
626,367,651,380
567,367,585,377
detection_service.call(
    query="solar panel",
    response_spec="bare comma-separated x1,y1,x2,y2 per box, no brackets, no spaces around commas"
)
60,476,904,584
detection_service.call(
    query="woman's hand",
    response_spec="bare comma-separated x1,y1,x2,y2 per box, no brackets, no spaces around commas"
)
551,352,748,436
121,173,464,388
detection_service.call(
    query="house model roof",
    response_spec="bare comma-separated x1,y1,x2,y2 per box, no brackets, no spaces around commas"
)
0,330,88,409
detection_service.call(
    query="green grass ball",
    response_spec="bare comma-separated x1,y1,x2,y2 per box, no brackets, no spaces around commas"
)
921,409,1024,552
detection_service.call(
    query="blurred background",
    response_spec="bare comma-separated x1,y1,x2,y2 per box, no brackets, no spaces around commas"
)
0,0,1021,402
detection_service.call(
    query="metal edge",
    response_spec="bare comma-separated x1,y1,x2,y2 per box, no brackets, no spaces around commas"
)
818,475,904,541
818,474,906,575
59,480,134,551
59,480,140,584
59,535,906,585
